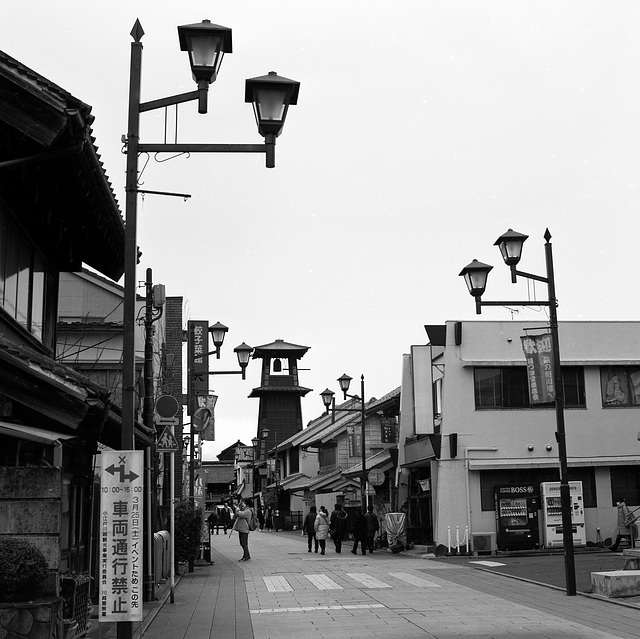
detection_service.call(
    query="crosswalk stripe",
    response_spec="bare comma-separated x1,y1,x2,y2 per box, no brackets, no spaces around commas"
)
388,572,442,588
250,603,386,614
305,574,343,590
263,575,293,592
345,572,392,588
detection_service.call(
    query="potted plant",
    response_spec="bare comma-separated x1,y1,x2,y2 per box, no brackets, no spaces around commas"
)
0,536,62,638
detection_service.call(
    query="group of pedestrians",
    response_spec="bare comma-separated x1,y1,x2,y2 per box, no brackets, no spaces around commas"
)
303,503,380,555
226,498,382,563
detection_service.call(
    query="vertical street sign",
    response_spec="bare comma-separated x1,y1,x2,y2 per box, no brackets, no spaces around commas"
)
100,450,144,622
187,320,209,415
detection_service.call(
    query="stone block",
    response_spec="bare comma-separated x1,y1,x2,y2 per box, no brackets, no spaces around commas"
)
0,467,62,499
0,501,60,534
591,570,640,598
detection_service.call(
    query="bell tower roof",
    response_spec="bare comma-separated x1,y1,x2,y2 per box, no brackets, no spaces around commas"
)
251,339,310,359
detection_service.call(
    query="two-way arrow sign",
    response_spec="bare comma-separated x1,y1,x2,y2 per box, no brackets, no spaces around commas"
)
105,463,140,482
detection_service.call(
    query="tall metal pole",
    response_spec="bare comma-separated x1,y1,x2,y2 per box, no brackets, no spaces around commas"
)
119,24,143,639
545,230,576,596
143,268,155,603
188,424,195,573
360,375,367,512
122,24,143,450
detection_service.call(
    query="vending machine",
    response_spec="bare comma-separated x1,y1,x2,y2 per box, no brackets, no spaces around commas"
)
540,481,586,548
494,485,540,551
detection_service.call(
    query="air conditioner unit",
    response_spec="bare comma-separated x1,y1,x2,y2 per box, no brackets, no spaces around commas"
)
471,532,497,555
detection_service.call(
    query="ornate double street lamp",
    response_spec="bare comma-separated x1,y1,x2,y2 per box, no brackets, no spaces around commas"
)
121,18,300,446
459,228,576,597
321,374,368,512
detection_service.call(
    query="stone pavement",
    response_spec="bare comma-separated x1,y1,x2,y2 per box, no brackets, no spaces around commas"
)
92,531,640,638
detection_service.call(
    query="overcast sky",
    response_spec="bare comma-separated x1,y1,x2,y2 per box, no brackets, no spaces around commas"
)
3,1,639,458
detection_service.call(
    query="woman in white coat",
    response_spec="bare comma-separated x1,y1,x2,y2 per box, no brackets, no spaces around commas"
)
314,506,330,555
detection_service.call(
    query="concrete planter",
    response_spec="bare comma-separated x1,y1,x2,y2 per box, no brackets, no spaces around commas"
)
0,597,63,639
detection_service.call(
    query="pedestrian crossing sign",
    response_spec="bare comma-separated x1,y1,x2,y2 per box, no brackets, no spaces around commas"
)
157,426,179,451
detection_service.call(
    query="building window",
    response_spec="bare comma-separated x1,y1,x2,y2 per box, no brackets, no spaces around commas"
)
319,444,336,470
0,207,55,347
289,447,299,474
474,366,585,409
601,366,640,407
610,466,640,505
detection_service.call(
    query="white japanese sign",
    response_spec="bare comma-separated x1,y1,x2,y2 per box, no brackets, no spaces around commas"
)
99,450,144,622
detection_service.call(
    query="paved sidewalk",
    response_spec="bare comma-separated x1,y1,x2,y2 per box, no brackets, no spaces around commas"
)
90,531,640,638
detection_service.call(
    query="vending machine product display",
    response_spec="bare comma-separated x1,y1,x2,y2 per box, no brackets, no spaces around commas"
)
494,485,540,551
540,481,586,548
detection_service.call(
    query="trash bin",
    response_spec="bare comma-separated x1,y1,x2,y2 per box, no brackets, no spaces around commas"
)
203,542,211,563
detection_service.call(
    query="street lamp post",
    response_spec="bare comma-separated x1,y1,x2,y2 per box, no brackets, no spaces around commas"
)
321,374,368,512
122,18,299,447
187,325,252,573
459,228,576,596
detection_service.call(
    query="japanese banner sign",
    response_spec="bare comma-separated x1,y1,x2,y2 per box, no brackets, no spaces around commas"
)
347,425,362,457
187,320,209,415
521,333,555,404
194,394,217,441
100,450,144,622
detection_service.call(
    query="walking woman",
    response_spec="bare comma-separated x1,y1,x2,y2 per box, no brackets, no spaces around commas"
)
314,506,330,555
232,497,254,561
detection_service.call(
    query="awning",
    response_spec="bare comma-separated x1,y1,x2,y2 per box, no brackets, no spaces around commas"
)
342,449,394,479
467,456,640,470
0,421,77,445
401,456,436,469
0,421,77,466
279,473,311,491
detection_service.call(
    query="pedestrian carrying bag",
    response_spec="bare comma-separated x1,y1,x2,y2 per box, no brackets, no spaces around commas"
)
248,508,259,531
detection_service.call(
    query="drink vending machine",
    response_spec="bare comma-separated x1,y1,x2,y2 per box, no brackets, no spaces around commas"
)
494,485,540,550
540,481,586,548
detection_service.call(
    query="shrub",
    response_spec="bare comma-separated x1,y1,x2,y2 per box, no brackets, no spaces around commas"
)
0,537,49,602
174,501,203,564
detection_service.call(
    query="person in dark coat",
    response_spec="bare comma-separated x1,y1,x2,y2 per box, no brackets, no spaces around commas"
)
217,502,232,534
329,503,349,553
265,504,274,532
303,506,319,552
611,497,635,551
257,505,265,531
364,504,380,552
351,508,368,555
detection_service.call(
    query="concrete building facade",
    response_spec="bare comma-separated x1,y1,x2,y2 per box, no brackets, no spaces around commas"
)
399,320,640,551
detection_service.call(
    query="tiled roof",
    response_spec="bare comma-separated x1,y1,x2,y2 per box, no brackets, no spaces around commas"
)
0,49,125,280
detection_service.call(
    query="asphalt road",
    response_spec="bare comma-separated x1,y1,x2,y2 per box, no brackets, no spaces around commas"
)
434,548,630,593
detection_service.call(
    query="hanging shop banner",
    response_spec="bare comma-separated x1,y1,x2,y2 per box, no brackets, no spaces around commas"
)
99,450,144,622
521,333,555,404
194,394,218,441
347,425,361,457
187,320,208,415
